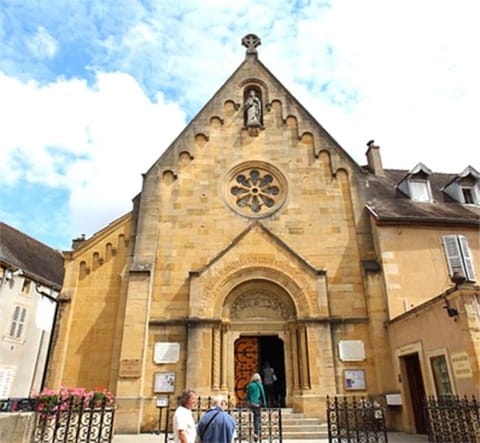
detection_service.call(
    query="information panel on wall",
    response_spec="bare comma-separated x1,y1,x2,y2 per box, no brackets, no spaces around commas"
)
154,342,180,364
344,369,366,390
338,340,366,361
154,372,175,393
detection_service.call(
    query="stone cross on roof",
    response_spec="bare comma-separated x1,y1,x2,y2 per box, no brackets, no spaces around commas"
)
242,34,261,55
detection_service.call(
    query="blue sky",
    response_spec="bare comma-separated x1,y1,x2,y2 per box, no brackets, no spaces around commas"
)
1,0,479,251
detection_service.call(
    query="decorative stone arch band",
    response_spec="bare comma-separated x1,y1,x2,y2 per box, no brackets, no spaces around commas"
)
192,265,313,319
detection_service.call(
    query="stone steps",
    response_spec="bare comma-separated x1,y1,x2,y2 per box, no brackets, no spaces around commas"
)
281,409,327,440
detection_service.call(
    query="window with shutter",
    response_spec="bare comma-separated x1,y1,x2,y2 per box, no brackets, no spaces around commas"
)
0,367,15,399
8,305,27,339
442,235,476,282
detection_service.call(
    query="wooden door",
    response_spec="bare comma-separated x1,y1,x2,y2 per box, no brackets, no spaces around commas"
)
404,353,427,434
234,337,259,404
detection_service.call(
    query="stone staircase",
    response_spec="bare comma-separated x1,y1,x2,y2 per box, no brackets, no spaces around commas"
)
281,408,328,440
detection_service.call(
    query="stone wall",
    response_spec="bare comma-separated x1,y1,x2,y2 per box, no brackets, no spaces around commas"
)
0,412,35,443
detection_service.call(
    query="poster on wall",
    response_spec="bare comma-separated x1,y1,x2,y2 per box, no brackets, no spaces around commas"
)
344,369,366,390
154,372,175,393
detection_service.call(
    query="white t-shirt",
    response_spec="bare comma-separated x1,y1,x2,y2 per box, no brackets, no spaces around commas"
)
173,405,196,443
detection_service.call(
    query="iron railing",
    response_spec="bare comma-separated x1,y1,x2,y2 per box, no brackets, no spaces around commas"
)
161,395,282,442
31,396,115,443
327,395,388,443
424,395,480,442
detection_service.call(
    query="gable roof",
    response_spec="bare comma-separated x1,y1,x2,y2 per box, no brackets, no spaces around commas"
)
144,39,365,177
365,168,480,226
0,222,64,288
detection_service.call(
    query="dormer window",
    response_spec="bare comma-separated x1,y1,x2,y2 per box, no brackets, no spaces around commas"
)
442,166,480,205
397,163,433,202
409,179,432,202
461,186,476,204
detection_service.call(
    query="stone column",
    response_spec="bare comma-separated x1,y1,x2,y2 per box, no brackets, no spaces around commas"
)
297,324,311,390
363,264,396,393
308,322,336,394
185,320,219,394
289,323,300,390
212,324,220,391
220,324,228,390
115,267,151,433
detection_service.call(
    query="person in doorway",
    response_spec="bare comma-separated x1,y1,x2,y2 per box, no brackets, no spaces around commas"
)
246,373,267,441
262,361,276,407
197,394,236,443
173,389,197,443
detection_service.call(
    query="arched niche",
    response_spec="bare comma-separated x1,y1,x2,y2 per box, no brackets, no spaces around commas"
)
243,85,263,127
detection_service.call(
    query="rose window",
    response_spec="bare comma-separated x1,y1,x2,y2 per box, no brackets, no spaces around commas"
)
224,162,287,218
231,170,279,212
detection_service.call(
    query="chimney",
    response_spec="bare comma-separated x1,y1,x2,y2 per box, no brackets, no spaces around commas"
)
365,140,384,176
71,233,86,250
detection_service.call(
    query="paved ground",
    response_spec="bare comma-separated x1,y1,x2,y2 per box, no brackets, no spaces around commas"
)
113,431,429,442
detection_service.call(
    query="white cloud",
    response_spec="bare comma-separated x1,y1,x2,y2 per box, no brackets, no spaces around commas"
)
0,70,186,237
26,26,58,59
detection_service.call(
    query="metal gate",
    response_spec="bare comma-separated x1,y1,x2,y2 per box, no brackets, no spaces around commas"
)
161,396,282,442
32,396,115,443
327,395,388,443
423,395,480,442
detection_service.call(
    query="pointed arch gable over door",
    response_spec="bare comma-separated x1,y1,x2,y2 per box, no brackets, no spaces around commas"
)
187,222,327,320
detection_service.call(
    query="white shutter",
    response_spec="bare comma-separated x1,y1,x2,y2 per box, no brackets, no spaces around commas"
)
459,235,476,282
0,367,15,399
442,235,466,277
9,306,27,338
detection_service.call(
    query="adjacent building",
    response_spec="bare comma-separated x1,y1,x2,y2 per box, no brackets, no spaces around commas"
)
0,222,64,399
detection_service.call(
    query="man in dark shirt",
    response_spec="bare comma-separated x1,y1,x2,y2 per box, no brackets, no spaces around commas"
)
197,395,236,443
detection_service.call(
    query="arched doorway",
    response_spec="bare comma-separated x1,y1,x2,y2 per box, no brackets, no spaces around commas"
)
225,279,294,407
259,336,286,407
234,335,286,407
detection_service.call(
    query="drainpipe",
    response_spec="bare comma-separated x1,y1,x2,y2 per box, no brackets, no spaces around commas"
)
34,283,60,391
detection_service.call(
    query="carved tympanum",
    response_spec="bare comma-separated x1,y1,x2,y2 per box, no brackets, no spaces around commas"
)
231,291,288,320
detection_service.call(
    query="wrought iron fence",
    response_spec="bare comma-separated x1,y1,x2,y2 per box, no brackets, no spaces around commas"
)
423,395,480,443
31,396,116,443
161,395,282,442
326,395,388,443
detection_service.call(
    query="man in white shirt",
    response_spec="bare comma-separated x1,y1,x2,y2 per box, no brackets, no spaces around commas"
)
173,389,197,443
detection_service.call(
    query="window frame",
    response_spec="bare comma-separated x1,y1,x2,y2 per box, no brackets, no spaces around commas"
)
408,179,433,202
442,235,476,282
426,349,455,397
7,304,28,341
21,278,32,296
459,184,479,205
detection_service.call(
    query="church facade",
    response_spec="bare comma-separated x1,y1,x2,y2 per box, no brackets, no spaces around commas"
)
47,35,480,434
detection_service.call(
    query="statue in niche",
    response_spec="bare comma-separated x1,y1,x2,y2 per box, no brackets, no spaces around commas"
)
244,89,262,127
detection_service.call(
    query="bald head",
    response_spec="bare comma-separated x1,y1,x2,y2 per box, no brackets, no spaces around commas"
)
212,395,228,410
